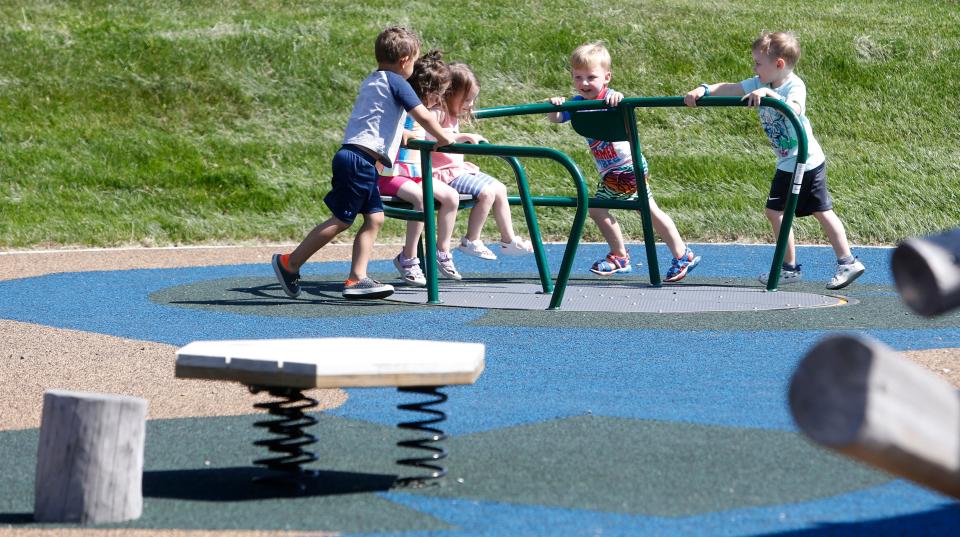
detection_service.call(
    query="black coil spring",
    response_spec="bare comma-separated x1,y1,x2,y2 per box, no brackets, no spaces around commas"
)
248,385,319,477
395,386,448,486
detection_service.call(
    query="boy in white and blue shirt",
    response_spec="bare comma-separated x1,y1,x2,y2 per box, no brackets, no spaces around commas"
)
272,26,455,300
685,31,865,290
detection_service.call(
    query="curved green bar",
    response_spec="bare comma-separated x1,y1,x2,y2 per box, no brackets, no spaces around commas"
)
406,139,589,308
499,155,553,294
381,206,426,221
476,96,808,291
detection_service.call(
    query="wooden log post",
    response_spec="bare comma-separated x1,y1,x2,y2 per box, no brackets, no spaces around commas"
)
34,390,148,523
892,227,960,317
788,334,960,499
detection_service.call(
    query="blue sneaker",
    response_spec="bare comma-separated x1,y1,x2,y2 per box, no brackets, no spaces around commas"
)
590,253,632,276
664,248,700,283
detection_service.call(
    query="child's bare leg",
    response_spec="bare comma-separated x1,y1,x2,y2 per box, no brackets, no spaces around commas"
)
589,207,627,257
395,182,425,259
765,207,797,265
812,210,853,260
434,180,460,253
348,211,384,281
465,184,496,242
289,216,351,271
648,199,686,258
487,182,517,243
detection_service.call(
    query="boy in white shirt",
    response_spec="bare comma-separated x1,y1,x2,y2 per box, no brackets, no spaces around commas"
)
684,31,865,290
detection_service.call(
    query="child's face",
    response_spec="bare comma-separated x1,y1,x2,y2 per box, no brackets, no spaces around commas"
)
571,64,611,100
450,86,479,116
752,50,786,85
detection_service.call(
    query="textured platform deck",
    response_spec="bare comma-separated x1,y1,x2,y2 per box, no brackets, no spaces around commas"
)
387,281,849,312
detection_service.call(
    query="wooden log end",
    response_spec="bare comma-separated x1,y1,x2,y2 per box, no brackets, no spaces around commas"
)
788,334,874,447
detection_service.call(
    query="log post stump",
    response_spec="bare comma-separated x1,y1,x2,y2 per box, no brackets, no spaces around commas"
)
789,334,960,499
892,227,960,317
34,389,148,523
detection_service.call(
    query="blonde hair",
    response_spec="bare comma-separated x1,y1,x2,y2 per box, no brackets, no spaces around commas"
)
752,31,801,67
443,62,479,123
570,41,612,71
375,26,420,64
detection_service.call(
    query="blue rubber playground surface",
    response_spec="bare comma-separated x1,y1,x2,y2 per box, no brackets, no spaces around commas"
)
2,242,960,536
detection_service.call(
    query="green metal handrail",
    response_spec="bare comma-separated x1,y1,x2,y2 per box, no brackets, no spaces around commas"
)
404,139,590,308
475,96,809,291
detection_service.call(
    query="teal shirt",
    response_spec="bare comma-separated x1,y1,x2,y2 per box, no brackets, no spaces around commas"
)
741,74,825,172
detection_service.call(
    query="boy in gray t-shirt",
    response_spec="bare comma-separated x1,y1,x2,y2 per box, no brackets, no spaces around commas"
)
271,26,455,300
685,31,865,290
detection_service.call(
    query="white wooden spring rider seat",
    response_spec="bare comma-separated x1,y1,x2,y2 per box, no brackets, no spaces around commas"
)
175,337,485,486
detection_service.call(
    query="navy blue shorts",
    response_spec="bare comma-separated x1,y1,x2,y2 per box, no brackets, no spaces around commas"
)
324,145,383,225
765,162,833,217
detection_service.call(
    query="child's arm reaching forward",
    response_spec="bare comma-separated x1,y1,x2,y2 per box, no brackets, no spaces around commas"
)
603,90,623,106
546,96,567,123
685,83,801,115
409,105,457,147
741,87,801,115
683,83,744,107
546,90,622,123
454,132,486,144
401,129,418,147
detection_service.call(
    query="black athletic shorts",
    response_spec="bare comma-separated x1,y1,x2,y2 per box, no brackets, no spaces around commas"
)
765,162,832,217
324,145,383,225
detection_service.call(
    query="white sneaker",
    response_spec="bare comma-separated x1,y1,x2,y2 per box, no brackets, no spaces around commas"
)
393,254,426,287
499,236,534,256
759,265,802,285
827,259,865,290
437,250,463,280
457,237,497,260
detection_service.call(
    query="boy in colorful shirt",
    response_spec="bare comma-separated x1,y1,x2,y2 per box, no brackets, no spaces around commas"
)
684,31,865,290
271,26,456,299
547,41,700,281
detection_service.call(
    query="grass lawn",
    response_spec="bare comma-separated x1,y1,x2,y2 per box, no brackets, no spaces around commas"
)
1,0,957,248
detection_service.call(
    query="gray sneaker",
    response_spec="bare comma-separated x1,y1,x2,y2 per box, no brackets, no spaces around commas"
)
759,265,802,285
343,277,394,300
272,254,301,298
827,259,865,290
